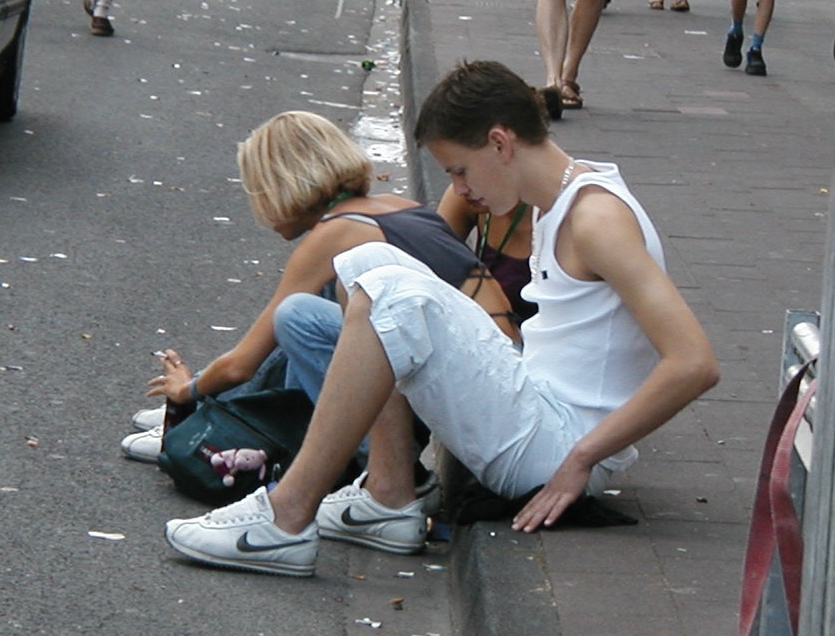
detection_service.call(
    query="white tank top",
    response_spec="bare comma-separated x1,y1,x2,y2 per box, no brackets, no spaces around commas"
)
520,161,664,467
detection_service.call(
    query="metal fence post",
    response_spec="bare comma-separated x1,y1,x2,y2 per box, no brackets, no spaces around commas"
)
798,173,835,636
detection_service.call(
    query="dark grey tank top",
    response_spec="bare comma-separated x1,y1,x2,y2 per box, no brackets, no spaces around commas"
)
320,205,480,288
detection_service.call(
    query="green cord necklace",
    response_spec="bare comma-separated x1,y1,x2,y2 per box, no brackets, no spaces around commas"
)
325,191,356,211
477,201,529,262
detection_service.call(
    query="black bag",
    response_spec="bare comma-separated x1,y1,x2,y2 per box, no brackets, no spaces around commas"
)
454,481,638,528
157,388,314,505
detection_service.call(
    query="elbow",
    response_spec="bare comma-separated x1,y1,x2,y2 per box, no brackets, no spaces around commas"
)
225,363,256,387
666,347,719,399
214,352,256,387
689,351,720,396
700,362,720,394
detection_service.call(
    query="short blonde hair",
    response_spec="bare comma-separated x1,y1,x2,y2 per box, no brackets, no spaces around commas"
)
237,111,372,227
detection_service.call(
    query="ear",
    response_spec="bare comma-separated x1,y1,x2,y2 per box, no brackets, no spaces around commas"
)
486,126,516,163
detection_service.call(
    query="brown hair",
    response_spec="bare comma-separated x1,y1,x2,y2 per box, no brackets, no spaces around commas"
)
414,60,549,149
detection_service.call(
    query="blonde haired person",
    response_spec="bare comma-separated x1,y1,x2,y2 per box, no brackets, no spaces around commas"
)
239,110,372,234
124,111,516,494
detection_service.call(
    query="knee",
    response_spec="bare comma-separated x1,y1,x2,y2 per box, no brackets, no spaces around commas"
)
274,292,343,346
273,293,318,342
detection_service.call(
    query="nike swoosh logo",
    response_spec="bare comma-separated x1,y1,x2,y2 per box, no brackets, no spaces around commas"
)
340,506,412,527
236,532,310,553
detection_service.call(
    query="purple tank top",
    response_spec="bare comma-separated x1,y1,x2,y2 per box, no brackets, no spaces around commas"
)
480,243,537,322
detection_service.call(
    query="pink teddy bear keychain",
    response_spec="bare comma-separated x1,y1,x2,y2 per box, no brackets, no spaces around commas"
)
209,448,268,487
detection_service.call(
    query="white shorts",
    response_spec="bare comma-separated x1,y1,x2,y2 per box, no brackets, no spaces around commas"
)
334,242,618,498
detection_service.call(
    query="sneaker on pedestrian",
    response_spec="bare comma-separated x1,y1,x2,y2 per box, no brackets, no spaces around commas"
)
165,487,318,576
131,405,165,431
317,472,427,554
745,48,767,76
723,32,743,68
90,15,114,36
121,425,163,463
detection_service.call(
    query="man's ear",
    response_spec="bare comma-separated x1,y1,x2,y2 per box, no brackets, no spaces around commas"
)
487,126,516,162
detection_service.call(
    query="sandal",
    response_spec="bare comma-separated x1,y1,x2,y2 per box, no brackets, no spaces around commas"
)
648,0,664,8
559,81,583,110
670,0,689,10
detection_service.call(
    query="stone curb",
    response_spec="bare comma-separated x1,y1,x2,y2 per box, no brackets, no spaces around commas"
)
398,0,447,207
449,521,562,636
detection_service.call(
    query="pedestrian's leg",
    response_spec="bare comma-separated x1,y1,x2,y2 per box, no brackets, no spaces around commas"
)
723,0,746,67
751,0,773,41
744,0,771,75
728,0,746,22
86,0,114,35
560,0,605,109
536,0,569,90
92,0,111,17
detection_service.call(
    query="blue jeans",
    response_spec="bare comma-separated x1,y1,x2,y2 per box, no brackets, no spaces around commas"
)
273,293,342,402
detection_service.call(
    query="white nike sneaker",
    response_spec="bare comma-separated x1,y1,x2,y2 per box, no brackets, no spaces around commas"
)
316,473,426,555
165,487,319,576
131,405,165,431
120,425,163,463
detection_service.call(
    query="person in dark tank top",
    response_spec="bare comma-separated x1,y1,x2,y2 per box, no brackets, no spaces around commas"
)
123,112,518,497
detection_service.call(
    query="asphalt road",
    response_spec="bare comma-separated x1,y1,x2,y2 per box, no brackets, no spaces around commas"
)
0,0,452,633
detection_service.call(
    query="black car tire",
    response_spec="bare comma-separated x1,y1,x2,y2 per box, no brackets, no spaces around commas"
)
0,6,29,122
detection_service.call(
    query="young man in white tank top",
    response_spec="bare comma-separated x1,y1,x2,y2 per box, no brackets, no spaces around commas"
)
163,61,719,576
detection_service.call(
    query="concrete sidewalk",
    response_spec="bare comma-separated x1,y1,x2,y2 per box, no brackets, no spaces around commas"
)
399,0,835,633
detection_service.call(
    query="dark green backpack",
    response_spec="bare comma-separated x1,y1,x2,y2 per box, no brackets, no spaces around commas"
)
157,388,313,505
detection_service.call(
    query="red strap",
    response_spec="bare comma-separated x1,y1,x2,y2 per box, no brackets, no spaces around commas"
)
770,377,816,634
739,362,816,636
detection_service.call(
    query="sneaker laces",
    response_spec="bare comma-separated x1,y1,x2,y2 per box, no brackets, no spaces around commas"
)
205,489,271,524
323,471,369,502
325,482,365,502
326,471,432,505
